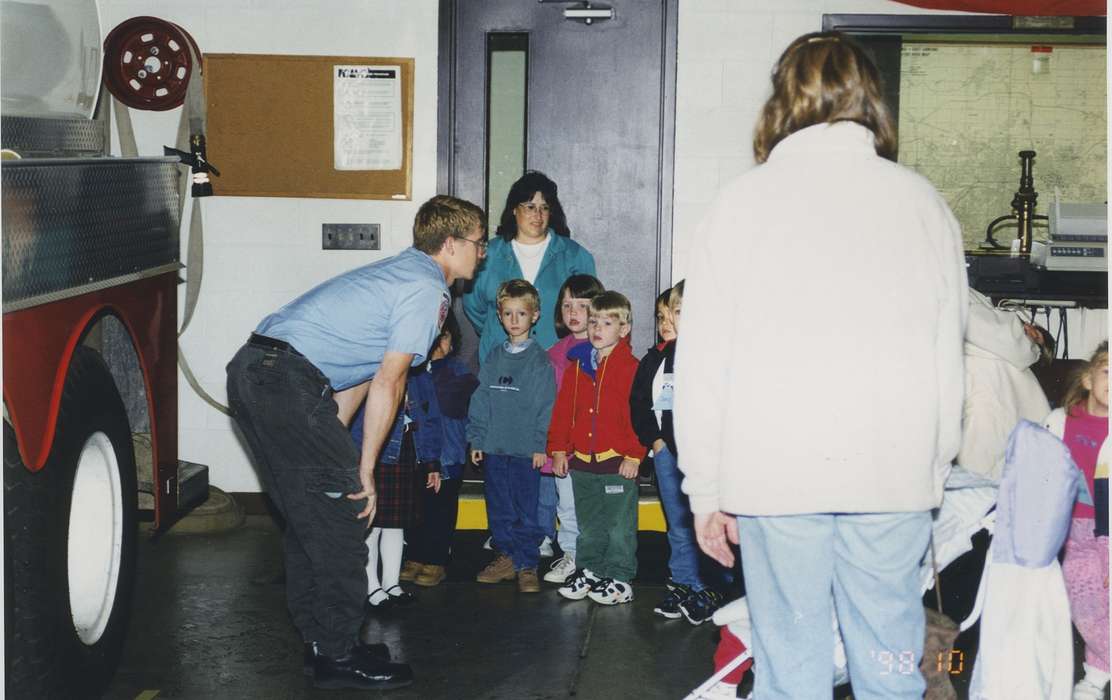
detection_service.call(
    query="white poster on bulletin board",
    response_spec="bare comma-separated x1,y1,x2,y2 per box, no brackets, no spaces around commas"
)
333,65,402,170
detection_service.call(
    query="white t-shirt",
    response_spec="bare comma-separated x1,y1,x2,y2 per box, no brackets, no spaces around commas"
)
511,234,550,284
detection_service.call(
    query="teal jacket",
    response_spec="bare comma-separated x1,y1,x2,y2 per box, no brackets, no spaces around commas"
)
463,231,596,363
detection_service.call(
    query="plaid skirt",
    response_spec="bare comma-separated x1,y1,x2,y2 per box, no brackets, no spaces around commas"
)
371,431,425,529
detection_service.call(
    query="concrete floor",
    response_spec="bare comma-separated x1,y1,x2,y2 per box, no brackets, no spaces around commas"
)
106,516,730,700
103,515,1096,700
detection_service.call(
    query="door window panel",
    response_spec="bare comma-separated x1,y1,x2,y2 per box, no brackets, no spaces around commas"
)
486,33,528,229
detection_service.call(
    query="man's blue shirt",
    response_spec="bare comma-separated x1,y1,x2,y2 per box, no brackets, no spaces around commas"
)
256,247,449,390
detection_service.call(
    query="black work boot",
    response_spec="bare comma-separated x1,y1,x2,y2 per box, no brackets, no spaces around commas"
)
303,641,392,676
312,645,414,690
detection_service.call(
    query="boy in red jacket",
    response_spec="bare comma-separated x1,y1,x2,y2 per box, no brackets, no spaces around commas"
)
548,291,646,604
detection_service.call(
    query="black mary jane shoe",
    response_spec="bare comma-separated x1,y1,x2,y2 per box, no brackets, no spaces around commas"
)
384,584,416,607
365,588,395,613
303,641,391,676
312,647,413,690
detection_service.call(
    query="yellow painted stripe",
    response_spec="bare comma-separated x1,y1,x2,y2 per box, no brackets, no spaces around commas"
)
455,495,666,532
638,499,666,532
135,691,160,700
457,495,489,530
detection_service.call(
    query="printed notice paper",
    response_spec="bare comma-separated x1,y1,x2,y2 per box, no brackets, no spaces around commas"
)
334,65,402,170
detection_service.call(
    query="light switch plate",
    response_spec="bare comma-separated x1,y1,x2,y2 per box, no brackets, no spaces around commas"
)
322,223,380,250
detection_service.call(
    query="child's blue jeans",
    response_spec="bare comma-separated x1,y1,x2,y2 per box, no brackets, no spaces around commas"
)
483,453,543,570
652,445,705,591
538,474,558,543
537,474,579,557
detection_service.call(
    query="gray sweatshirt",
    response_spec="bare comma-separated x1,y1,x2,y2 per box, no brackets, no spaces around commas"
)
467,340,556,458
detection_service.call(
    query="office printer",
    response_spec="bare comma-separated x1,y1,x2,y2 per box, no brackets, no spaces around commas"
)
1032,194,1107,272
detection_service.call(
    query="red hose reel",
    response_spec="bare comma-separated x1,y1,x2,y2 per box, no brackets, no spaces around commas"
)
102,16,201,111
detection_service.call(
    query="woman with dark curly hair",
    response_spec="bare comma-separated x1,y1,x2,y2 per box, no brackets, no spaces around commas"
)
463,171,596,364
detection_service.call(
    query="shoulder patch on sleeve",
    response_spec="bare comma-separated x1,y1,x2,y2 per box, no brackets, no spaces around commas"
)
438,292,450,329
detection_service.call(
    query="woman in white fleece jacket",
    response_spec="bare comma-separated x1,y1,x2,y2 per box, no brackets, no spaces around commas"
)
673,32,967,700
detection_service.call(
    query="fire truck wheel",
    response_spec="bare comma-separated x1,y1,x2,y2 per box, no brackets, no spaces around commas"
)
4,346,138,699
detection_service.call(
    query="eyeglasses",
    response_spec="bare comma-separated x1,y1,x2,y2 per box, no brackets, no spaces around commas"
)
452,235,488,254
517,202,551,215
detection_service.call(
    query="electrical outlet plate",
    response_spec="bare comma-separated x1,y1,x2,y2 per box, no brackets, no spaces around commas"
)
322,223,380,250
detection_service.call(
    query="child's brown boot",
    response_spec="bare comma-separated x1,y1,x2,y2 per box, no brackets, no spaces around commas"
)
399,560,423,582
517,568,541,593
414,565,446,587
475,554,515,583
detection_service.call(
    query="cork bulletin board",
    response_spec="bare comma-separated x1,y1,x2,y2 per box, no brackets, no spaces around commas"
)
204,53,414,199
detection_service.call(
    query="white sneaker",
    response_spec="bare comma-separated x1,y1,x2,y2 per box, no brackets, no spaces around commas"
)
538,536,554,557
482,535,493,551
544,554,576,583
1074,678,1108,700
586,577,633,605
558,569,598,600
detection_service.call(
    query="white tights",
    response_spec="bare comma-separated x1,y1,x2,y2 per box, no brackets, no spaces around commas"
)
366,527,404,604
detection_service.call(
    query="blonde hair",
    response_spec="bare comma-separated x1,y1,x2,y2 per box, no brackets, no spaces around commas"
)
413,195,485,254
667,279,684,312
1061,341,1109,414
590,291,632,326
753,32,896,164
496,278,540,312
654,291,671,319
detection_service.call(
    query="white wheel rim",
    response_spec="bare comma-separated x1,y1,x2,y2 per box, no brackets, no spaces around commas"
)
68,431,124,645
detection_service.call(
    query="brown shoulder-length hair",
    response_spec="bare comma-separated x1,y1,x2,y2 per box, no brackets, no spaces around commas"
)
753,32,896,164
553,274,605,338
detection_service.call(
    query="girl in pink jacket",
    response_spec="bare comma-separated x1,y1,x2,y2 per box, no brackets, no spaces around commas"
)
539,274,604,584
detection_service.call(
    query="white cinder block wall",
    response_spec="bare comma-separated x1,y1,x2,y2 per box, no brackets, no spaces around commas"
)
671,0,950,281
98,0,440,492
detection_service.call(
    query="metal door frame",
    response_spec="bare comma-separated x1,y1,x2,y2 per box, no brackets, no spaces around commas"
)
436,0,679,295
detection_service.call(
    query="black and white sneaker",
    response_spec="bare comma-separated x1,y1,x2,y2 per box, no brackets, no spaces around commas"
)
587,577,633,605
557,568,599,600
652,584,692,619
679,588,724,625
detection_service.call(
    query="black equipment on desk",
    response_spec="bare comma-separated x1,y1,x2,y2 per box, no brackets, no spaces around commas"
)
965,253,1106,307
982,150,1048,254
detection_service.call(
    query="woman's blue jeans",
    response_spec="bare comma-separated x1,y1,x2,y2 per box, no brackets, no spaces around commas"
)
737,511,932,700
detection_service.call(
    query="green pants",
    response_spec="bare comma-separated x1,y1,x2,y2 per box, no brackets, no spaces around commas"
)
570,471,639,582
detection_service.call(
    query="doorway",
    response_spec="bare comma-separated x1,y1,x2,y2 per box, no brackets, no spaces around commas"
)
439,0,679,358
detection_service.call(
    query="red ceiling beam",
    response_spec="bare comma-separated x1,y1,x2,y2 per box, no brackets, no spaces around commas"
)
893,0,1105,16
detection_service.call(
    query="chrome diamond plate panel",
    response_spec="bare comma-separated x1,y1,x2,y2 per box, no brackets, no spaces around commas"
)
1,115,107,157
2,158,182,311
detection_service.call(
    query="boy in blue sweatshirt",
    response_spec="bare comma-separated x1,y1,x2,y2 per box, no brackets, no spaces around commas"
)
468,279,557,593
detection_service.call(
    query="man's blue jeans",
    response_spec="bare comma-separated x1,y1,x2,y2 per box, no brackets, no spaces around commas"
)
483,453,543,570
737,511,932,700
653,445,705,591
